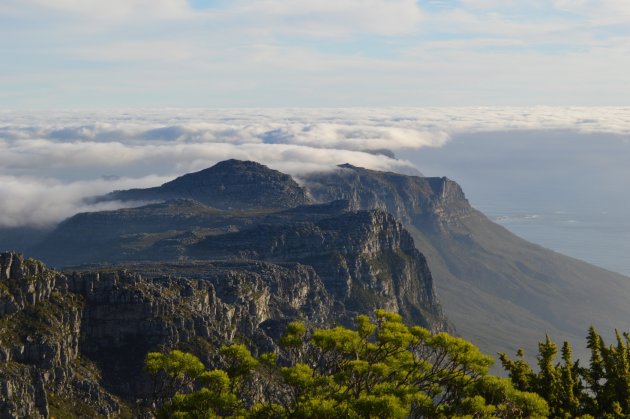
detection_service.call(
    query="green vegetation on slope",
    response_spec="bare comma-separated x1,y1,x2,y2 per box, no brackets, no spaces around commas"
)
501,327,630,418
145,310,548,418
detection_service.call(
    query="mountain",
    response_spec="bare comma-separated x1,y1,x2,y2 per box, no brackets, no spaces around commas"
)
33,198,448,333
5,157,458,416
189,209,446,330
302,164,630,359
1,216,447,416
24,159,630,362
99,159,312,210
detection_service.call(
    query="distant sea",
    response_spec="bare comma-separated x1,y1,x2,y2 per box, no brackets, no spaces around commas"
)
476,204,630,277
409,129,630,278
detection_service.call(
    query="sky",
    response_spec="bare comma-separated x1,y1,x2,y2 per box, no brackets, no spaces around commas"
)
2,0,630,108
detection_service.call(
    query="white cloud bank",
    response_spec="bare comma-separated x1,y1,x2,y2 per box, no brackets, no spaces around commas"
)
1,107,629,227
0,175,168,228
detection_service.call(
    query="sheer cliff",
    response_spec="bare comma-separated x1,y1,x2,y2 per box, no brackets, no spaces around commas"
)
190,209,447,331
0,252,334,416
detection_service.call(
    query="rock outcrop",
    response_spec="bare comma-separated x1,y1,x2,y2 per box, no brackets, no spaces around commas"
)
70,261,333,400
303,164,472,229
0,253,121,418
191,209,448,331
0,252,337,416
5,238,446,416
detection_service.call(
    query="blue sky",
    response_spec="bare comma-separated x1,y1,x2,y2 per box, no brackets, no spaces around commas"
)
2,0,630,108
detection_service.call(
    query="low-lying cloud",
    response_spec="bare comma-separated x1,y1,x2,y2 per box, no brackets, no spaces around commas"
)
1,107,629,228
0,175,168,228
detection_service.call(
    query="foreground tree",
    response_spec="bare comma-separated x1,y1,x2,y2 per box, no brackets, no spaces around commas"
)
500,326,630,418
146,310,548,418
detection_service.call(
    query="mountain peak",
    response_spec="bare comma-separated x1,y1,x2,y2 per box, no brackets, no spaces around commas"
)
210,159,268,169
338,163,360,170
104,159,312,210
192,159,273,175
162,159,283,186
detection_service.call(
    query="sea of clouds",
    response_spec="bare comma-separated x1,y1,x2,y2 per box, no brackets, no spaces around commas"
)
2,107,630,227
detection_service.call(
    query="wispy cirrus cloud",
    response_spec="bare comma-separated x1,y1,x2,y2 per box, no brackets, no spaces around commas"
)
2,1,630,107
1,0,194,22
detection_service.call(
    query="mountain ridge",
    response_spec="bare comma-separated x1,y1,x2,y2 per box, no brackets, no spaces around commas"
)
13,159,630,364
302,164,630,360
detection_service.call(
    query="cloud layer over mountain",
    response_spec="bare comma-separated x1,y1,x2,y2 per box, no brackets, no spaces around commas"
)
1,107,629,227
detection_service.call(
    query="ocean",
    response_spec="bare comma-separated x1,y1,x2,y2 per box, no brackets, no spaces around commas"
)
477,204,630,276
409,129,630,277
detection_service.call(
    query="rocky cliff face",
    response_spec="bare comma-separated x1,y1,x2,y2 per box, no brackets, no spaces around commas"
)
4,239,449,415
34,195,449,333
0,253,120,418
303,164,472,229
34,183,449,333
191,209,447,331
70,261,333,400
0,252,335,416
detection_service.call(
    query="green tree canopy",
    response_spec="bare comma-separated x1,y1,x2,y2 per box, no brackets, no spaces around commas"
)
500,326,630,418
146,310,547,418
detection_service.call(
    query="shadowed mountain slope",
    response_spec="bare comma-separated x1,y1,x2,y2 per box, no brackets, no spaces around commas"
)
303,164,630,359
